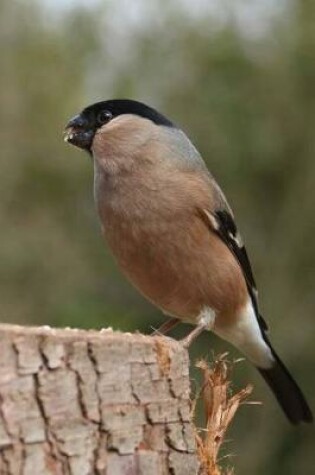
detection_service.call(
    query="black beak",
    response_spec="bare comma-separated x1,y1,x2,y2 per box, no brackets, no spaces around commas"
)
64,114,94,151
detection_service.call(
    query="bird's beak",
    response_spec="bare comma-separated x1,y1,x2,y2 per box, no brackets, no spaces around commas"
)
64,114,94,151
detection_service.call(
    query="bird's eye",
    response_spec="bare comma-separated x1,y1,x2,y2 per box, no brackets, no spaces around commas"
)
97,110,113,125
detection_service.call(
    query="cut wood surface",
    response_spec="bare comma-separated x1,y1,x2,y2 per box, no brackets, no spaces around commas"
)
0,324,199,475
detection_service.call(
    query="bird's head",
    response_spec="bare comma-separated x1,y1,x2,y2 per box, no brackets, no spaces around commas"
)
64,99,175,154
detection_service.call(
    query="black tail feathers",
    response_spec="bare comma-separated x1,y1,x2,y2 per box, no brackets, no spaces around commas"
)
258,346,313,424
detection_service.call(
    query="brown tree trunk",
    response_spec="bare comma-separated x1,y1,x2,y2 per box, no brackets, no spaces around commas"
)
0,324,199,475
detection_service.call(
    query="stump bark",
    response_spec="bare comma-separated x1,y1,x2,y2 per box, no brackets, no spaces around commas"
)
0,324,199,475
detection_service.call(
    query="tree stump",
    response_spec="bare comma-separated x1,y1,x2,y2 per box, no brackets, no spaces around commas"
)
0,324,199,475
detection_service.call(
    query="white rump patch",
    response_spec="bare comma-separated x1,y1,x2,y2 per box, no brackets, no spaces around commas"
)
214,300,274,369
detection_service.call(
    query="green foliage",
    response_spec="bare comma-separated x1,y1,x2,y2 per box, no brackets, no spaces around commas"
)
0,1,314,473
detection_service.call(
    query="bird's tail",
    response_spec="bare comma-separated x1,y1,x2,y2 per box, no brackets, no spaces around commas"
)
257,341,313,424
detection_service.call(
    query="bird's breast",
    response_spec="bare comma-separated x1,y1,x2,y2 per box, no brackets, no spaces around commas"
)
94,175,247,323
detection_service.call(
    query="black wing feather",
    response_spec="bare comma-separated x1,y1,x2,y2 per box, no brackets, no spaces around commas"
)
209,209,268,332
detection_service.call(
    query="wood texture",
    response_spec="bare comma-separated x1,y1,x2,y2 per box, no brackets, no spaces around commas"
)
0,324,199,475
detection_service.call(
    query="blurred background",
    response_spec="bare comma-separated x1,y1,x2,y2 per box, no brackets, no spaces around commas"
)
0,0,314,472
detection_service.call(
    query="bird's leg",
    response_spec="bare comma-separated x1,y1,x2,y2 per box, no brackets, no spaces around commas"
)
180,308,215,348
180,323,207,348
151,317,179,336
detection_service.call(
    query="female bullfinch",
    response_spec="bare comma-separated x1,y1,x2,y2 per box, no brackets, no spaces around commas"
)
65,99,312,424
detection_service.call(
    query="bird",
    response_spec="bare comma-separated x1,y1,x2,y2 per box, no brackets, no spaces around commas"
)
64,98,312,424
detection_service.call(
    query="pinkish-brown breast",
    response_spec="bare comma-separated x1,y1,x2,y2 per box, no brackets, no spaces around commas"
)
96,166,248,325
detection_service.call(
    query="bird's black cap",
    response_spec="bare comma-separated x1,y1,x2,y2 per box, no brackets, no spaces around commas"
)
82,99,175,128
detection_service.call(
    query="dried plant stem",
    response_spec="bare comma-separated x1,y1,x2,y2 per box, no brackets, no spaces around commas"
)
194,356,253,475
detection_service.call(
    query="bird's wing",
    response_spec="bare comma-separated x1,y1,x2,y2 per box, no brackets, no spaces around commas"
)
201,200,268,331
